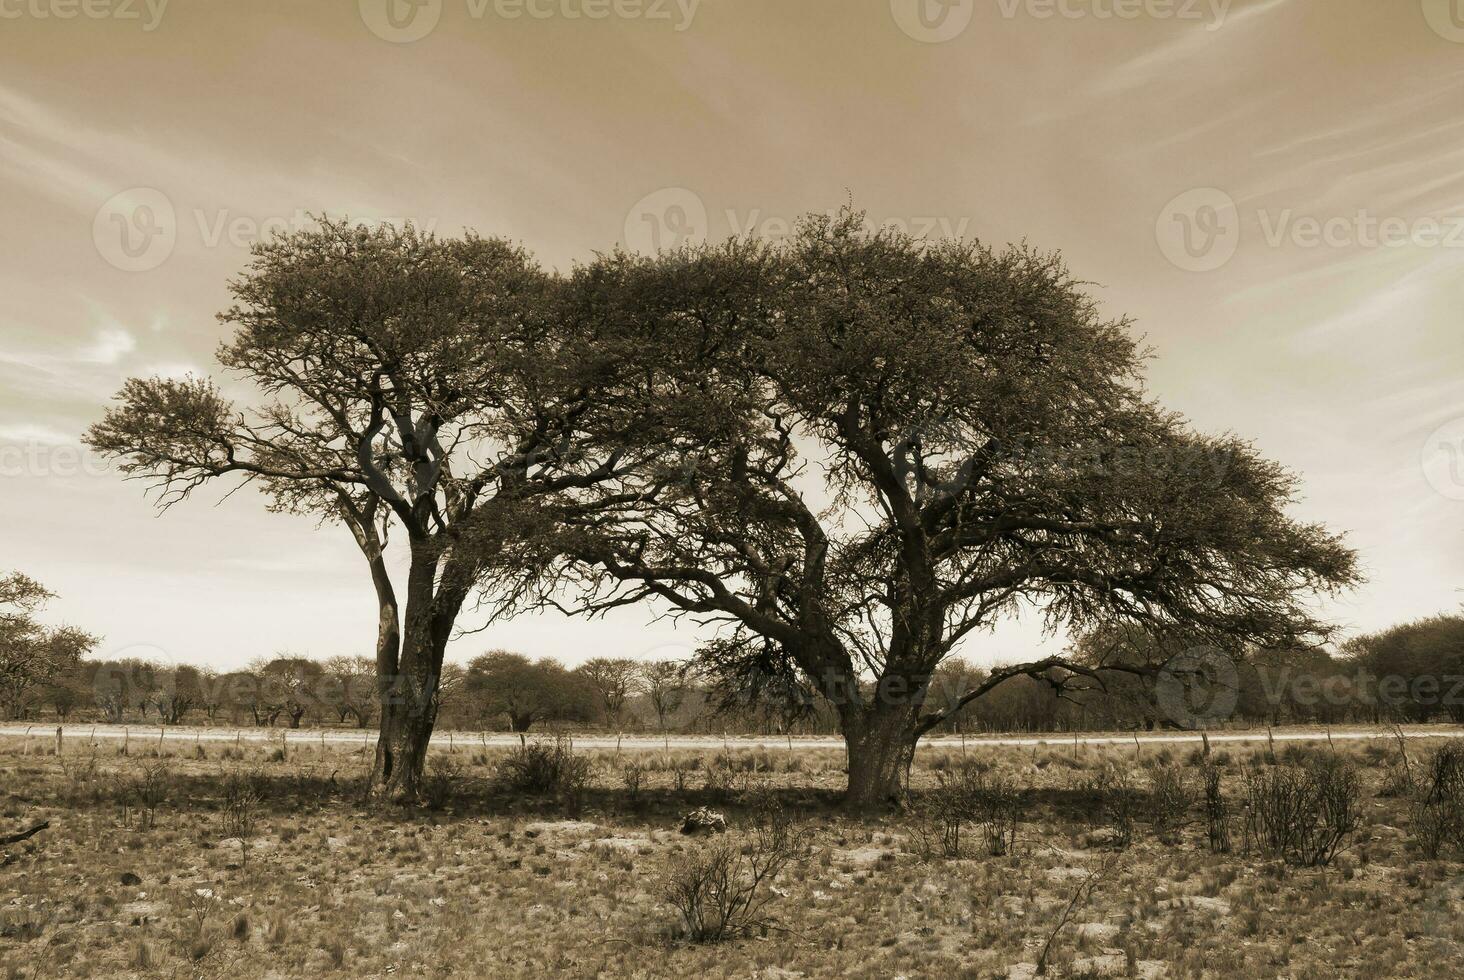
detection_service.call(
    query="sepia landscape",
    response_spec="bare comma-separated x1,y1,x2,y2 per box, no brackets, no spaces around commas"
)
4,1,1464,977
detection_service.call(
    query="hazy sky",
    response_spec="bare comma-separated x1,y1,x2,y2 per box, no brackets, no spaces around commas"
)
3,0,1462,672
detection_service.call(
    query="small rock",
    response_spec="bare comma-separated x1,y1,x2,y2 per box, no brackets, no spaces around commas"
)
119,872,142,886
679,807,728,835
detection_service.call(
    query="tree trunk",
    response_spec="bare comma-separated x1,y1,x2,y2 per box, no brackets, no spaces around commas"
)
367,544,474,802
841,703,920,807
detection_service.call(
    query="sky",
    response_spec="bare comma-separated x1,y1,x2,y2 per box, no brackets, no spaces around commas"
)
2,0,1462,673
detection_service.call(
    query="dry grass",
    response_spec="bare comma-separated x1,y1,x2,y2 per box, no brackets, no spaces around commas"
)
1,732,1462,978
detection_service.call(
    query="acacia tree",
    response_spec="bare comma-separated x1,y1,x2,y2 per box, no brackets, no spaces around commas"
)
86,220,654,800
0,572,98,720
464,650,584,732
640,660,688,739
518,212,1359,804
576,657,642,729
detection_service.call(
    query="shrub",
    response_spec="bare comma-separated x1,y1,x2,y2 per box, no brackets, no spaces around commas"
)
622,761,644,806
909,765,1022,860
126,761,172,831
1409,743,1464,859
496,735,584,793
1202,763,1231,853
1088,763,1139,849
1241,758,1360,867
663,798,804,942
220,768,261,868
422,755,463,810
1148,765,1195,845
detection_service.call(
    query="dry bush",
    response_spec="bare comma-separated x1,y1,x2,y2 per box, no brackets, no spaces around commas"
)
909,764,1022,859
1202,763,1231,853
125,760,172,831
57,750,103,805
220,768,261,868
663,796,804,942
1242,758,1360,867
495,735,583,793
1148,764,1195,845
622,761,644,806
422,755,464,810
1409,743,1464,859
1088,763,1139,849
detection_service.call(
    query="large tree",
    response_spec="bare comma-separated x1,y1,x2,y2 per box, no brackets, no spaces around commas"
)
510,211,1359,804
86,220,654,799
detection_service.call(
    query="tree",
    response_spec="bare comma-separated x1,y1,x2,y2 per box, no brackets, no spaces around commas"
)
519,211,1359,804
1344,615,1464,723
150,665,202,725
86,220,656,800
323,655,379,727
255,656,324,729
923,657,988,734
463,650,584,732
640,660,689,739
576,657,642,729
0,572,98,720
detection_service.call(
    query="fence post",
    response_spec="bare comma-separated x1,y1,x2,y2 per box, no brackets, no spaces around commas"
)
55,726,63,757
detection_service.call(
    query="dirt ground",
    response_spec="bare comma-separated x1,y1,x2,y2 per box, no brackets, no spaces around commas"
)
2,732,1462,979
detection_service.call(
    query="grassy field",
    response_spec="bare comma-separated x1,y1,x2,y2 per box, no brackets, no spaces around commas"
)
2,730,1463,979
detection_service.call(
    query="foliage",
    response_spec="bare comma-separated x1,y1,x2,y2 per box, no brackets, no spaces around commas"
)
0,572,98,720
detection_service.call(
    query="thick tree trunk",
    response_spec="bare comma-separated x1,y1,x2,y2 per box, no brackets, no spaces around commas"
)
841,702,921,807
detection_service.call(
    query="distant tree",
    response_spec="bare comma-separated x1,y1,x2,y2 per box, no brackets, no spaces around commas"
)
576,657,642,730
323,655,379,727
255,656,323,729
196,667,225,724
0,572,98,720
924,657,988,734
149,665,202,725
1344,615,1464,723
464,650,584,732
640,660,689,738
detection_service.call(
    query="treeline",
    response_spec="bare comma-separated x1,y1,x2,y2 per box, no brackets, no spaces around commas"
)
14,614,1463,733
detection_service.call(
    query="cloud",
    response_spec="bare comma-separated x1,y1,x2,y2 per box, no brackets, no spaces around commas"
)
78,327,137,365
